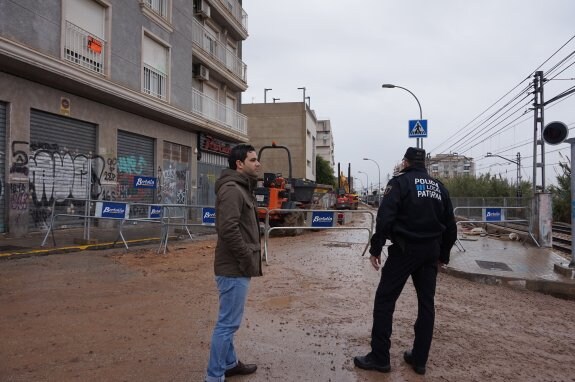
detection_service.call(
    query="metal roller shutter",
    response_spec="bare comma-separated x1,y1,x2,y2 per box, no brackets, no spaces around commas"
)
0,102,6,232
29,109,97,230
117,130,155,204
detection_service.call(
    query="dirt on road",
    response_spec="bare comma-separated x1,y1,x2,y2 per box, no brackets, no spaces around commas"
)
1,226,574,382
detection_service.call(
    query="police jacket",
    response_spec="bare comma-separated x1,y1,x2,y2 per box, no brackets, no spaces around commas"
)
370,165,457,263
214,169,263,277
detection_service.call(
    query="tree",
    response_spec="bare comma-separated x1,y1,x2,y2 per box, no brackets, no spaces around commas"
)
548,155,571,223
315,155,336,187
439,173,532,198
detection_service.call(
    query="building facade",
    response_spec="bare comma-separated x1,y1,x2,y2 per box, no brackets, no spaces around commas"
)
316,119,335,171
0,0,248,236
242,102,319,181
427,153,475,178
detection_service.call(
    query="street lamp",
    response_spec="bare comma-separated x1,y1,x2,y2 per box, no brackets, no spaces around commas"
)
486,152,522,197
264,88,272,103
381,83,424,149
273,98,280,103
358,171,369,195
363,158,381,199
297,87,306,103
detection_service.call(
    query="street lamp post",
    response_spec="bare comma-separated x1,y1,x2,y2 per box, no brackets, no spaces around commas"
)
297,87,306,103
264,88,272,103
486,152,522,197
381,84,423,149
363,158,381,201
358,171,369,195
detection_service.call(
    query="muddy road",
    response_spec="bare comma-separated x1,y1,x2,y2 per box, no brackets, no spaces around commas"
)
1,218,574,381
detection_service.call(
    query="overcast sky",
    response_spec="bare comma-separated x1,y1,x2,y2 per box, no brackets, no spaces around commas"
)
242,1,575,190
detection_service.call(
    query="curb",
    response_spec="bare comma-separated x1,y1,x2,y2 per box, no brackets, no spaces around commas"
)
441,267,575,301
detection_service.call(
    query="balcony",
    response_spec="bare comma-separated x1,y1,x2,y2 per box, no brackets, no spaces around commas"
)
213,0,248,35
192,18,247,84
192,89,247,134
64,21,105,74
142,0,168,19
142,64,168,100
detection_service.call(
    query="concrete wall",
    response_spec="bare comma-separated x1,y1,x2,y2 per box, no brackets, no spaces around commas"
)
243,102,317,181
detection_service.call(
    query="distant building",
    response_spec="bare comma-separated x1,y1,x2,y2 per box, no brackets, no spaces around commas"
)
316,120,335,171
427,154,475,178
242,102,319,181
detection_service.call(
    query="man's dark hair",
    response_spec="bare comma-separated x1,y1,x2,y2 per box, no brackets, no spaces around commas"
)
228,144,256,169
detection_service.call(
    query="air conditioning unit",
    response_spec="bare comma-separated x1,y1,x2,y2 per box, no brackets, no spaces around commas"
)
195,0,211,18
193,64,209,81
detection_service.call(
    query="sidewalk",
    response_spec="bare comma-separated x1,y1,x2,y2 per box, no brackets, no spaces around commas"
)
0,222,217,258
1,223,574,299
445,233,575,300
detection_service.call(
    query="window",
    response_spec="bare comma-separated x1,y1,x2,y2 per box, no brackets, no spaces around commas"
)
63,0,106,74
142,34,169,100
143,0,168,18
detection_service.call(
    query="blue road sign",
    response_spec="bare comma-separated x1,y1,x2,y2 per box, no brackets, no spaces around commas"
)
408,120,428,138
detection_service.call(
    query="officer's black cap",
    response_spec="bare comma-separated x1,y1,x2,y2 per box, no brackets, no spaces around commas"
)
403,147,426,162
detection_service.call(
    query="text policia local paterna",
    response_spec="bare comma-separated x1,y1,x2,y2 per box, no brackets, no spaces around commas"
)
414,178,442,201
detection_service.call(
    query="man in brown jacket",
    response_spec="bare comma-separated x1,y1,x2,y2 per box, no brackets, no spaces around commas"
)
205,144,262,382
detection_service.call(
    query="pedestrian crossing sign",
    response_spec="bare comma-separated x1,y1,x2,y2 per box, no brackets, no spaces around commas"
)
408,120,428,138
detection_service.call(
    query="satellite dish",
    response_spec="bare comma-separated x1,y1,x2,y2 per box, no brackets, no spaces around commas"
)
543,121,568,145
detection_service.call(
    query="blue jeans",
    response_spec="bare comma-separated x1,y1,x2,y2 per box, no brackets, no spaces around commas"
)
205,276,251,382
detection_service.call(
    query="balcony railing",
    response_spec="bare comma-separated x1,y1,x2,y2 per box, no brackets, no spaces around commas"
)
215,0,248,33
142,64,167,100
143,0,168,19
192,19,247,82
64,21,105,74
192,89,247,135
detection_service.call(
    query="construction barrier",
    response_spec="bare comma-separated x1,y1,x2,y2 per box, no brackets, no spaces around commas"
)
262,208,375,264
454,205,538,251
157,204,217,254
40,199,217,252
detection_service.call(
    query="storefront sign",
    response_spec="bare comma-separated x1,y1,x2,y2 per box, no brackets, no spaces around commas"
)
199,134,234,156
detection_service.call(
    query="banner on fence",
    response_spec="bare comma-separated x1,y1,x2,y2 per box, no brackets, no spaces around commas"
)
95,202,129,219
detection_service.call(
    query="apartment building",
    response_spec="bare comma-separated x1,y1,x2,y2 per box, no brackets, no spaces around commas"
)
427,153,475,178
242,102,319,181
0,0,248,235
316,119,335,171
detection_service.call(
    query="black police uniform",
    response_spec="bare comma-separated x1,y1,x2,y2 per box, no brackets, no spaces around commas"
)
368,161,457,369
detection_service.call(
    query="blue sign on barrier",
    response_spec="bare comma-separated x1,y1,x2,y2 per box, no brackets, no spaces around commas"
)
202,207,216,225
149,205,162,219
95,202,129,219
484,208,503,221
133,176,157,189
310,211,336,227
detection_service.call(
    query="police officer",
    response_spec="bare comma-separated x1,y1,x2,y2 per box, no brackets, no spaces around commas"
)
354,147,457,375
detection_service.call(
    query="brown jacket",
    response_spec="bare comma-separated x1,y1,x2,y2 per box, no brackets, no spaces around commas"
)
213,168,262,277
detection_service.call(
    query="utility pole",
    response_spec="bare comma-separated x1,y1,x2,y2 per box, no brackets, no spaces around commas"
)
532,71,545,193
516,152,522,198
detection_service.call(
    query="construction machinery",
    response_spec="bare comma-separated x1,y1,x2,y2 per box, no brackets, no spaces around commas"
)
254,143,332,234
335,171,359,210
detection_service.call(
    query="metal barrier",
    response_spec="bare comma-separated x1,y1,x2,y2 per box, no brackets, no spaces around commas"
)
454,205,538,251
262,208,375,264
157,204,217,254
40,199,217,252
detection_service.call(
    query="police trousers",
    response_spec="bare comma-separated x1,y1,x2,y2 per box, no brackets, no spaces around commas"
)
370,239,440,366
